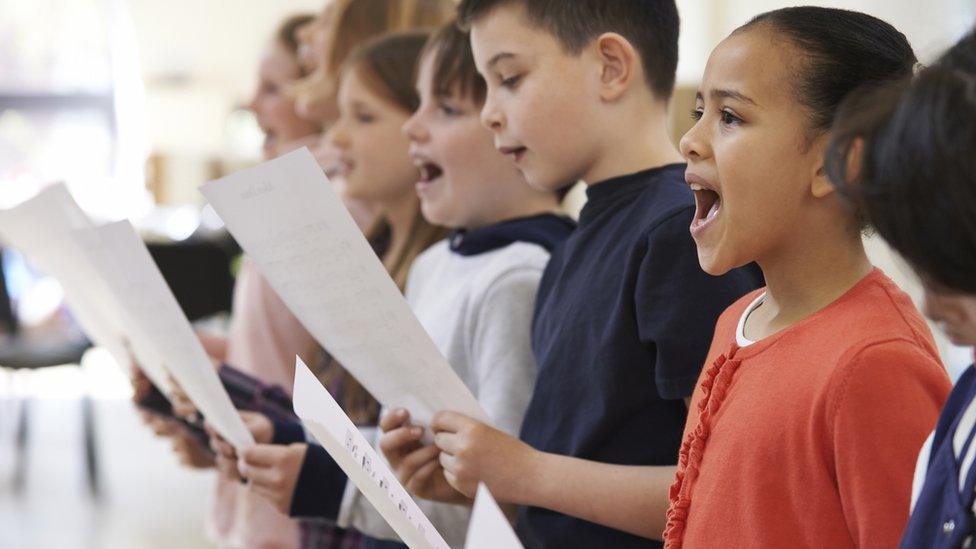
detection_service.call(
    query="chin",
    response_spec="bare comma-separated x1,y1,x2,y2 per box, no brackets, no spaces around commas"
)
419,203,454,229
696,250,735,277
523,169,568,193
946,330,976,348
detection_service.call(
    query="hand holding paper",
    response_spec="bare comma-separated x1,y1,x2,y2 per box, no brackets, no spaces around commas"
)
379,409,467,505
0,184,167,390
76,220,254,449
293,356,451,549
201,148,488,430
0,187,252,451
431,412,538,502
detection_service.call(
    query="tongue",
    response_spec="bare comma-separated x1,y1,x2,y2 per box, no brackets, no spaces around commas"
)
705,196,721,221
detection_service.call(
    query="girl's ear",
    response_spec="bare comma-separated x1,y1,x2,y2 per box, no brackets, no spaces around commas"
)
594,32,639,102
809,135,836,199
811,165,836,199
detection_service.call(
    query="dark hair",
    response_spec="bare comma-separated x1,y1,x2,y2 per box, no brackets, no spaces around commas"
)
737,7,916,137
277,14,315,78
422,22,487,104
343,30,431,113
826,30,976,294
457,0,679,99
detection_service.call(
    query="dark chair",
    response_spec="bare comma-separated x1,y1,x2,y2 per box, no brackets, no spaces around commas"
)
0,249,96,495
147,236,237,322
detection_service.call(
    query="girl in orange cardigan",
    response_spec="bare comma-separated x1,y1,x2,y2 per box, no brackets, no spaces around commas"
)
664,7,951,548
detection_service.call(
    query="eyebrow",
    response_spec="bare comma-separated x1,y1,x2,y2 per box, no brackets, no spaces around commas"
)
695,89,757,106
486,52,517,70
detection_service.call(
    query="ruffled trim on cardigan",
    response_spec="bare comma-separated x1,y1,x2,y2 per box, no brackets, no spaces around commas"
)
663,345,742,548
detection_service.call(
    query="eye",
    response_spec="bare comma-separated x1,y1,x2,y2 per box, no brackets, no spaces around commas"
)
438,102,463,117
690,108,704,121
500,74,521,89
355,112,376,124
720,109,742,126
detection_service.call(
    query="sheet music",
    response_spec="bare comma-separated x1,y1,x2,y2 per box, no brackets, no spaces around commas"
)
201,148,488,428
0,185,165,387
292,356,450,549
76,220,254,449
464,485,524,549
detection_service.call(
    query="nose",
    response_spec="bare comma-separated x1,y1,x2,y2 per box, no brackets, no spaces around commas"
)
246,91,260,116
480,90,505,133
325,121,348,150
402,110,428,143
679,116,709,162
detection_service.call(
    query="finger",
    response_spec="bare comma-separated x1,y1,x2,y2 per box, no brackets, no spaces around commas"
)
240,462,277,488
204,422,220,439
173,399,197,419
210,437,237,459
397,445,441,483
443,469,460,491
430,411,467,433
378,426,424,455
433,431,462,456
439,451,458,474
406,459,442,493
242,444,290,467
151,418,178,437
216,456,241,480
379,408,410,432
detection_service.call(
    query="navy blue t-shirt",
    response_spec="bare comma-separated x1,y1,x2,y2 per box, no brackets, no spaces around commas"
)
517,164,764,548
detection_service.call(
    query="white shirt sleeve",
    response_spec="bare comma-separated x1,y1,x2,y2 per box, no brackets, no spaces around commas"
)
910,431,935,512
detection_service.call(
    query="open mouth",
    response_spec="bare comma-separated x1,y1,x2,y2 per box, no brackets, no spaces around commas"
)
690,182,721,229
326,158,353,179
322,162,343,179
499,146,527,163
418,162,444,184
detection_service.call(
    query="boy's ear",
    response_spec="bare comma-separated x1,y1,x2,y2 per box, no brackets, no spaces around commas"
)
594,33,639,102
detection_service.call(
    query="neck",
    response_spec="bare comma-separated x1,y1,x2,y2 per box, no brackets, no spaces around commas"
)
584,102,684,185
381,192,420,262
758,227,873,334
466,190,561,230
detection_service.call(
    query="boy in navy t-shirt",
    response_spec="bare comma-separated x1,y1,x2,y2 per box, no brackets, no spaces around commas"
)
379,1,763,547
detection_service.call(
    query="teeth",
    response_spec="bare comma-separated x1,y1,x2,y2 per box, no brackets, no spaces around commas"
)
689,183,704,191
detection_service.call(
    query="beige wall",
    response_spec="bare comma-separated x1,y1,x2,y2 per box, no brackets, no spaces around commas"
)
127,0,324,205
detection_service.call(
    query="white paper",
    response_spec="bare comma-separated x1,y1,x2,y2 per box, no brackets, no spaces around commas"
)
464,485,524,549
0,187,250,447
292,356,450,549
75,220,254,449
201,148,488,428
0,185,153,381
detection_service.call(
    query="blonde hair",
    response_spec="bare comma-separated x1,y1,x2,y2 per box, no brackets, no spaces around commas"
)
345,31,450,289
316,29,450,424
293,0,455,121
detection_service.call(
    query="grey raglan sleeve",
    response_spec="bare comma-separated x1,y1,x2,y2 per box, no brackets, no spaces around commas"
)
467,267,541,436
